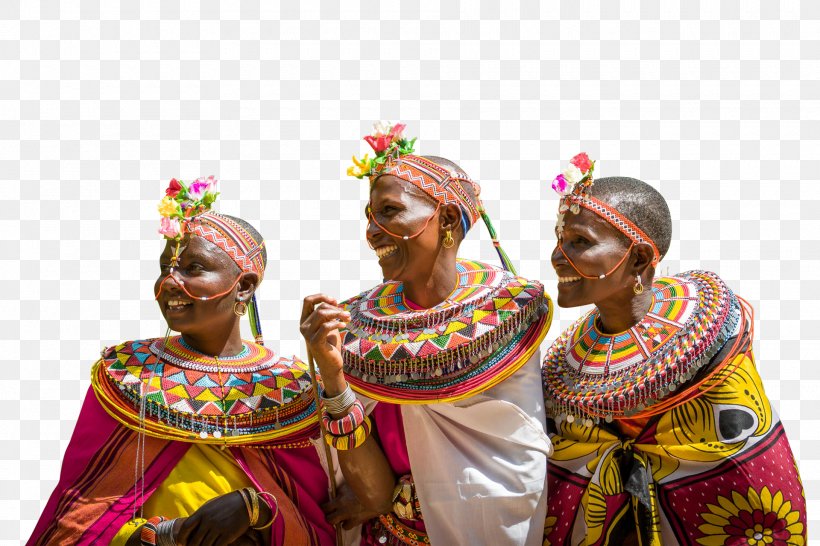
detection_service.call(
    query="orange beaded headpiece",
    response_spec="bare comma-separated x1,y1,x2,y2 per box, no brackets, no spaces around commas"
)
156,177,266,343
551,154,661,279
348,122,516,273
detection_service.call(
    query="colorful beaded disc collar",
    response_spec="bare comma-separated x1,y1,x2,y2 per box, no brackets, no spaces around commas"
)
542,271,740,426
341,259,552,403
92,337,318,447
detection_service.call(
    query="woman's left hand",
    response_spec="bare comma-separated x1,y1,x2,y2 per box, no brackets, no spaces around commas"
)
175,490,254,546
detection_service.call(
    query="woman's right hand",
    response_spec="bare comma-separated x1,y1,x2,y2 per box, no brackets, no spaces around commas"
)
323,482,382,530
300,294,350,397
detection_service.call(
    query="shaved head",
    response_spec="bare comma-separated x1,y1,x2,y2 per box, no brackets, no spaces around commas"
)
589,177,672,259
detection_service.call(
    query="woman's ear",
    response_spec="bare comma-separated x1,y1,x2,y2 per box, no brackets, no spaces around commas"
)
630,243,655,277
439,203,462,233
237,272,260,302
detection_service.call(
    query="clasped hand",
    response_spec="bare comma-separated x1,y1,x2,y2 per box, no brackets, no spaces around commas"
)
156,490,270,546
300,294,350,397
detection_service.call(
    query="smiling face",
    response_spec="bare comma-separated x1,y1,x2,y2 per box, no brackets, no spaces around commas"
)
366,175,459,283
550,207,638,308
155,235,254,336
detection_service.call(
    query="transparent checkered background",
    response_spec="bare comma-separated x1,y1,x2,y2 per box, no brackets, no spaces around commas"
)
1,0,818,543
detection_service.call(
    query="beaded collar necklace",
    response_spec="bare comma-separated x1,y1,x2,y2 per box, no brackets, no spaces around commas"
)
340,259,551,402
148,336,272,373
93,337,318,445
543,271,739,426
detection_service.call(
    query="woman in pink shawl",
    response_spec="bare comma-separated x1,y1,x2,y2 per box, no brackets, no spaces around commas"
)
29,179,336,546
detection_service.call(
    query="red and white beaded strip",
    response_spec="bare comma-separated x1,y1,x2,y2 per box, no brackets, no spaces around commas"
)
570,195,661,266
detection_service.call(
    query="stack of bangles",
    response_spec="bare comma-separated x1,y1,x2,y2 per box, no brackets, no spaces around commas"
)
321,385,372,450
138,488,279,545
238,487,280,530
140,516,176,546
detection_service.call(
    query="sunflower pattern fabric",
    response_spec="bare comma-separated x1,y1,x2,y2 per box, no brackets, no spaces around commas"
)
543,272,806,545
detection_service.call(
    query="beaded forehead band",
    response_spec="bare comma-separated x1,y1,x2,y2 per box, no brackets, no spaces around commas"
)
157,177,265,278
348,121,516,273
551,153,661,279
156,177,265,343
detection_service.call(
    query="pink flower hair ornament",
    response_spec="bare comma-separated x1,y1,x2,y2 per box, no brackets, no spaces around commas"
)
551,153,596,234
156,177,221,269
156,176,220,242
549,153,662,272
347,121,417,180
551,152,595,199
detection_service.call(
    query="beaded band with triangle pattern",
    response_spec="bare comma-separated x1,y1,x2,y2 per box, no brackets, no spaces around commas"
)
340,259,552,404
93,336,319,446
542,270,743,426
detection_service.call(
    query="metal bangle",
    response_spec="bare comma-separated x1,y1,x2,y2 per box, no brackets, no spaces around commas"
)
253,491,280,530
320,384,357,415
244,487,260,526
155,518,177,546
237,488,253,523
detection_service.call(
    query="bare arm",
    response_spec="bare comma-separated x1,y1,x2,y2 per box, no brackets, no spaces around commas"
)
300,294,395,513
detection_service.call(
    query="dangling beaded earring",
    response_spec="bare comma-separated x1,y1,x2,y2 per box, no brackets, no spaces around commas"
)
442,230,455,249
633,274,644,295
234,300,248,316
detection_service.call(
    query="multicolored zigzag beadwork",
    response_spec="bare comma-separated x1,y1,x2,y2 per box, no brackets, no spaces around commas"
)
340,259,552,401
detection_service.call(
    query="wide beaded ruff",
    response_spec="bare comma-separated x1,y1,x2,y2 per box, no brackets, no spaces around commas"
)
341,259,552,403
91,336,318,446
542,270,741,425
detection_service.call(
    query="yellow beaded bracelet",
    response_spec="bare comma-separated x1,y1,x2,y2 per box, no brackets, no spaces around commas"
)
324,416,372,450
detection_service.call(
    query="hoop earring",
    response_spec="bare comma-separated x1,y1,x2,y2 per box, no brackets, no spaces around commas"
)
633,274,644,295
442,230,455,249
234,300,248,316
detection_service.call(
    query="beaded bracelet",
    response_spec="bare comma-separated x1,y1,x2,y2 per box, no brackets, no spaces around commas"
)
253,491,280,530
324,415,372,450
321,384,357,415
139,516,167,546
321,399,366,436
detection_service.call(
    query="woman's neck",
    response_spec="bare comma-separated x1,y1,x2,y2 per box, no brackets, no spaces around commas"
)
402,259,458,309
180,322,244,357
595,289,653,334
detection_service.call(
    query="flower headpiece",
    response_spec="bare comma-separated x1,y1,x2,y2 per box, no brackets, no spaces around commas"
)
551,153,596,234
347,122,417,179
156,176,267,343
347,122,518,273
157,176,220,242
550,153,661,269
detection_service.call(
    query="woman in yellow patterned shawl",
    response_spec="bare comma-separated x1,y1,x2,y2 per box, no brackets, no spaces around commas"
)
541,157,806,545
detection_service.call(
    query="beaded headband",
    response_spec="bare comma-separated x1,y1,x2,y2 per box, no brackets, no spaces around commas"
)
157,177,265,279
551,153,661,268
348,121,516,273
187,213,266,280
156,177,266,343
